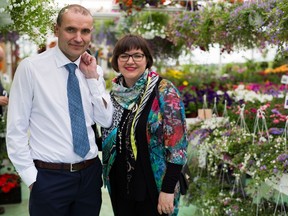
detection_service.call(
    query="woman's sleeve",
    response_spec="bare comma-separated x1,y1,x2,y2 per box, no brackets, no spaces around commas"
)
158,79,188,193
158,79,188,165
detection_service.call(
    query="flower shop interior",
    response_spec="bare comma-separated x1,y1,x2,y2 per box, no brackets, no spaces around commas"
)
1,0,288,215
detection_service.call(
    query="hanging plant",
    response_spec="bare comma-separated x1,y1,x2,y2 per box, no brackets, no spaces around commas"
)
171,8,209,51
170,1,286,52
115,10,182,59
210,2,233,53
115,0,166,15
265,1,288,51
227,1,275,50
0,0,57,45
130,11,169,39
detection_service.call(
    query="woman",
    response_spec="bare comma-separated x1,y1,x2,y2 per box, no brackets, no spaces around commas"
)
101,34,187,216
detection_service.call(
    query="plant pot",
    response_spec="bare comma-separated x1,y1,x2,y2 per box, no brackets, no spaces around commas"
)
198,109,212,120
185,112,198,118
0,186,21,204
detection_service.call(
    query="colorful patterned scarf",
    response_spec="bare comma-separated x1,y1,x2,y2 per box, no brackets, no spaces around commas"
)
111,70,149,110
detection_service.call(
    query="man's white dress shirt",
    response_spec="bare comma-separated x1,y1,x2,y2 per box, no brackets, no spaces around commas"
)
6,45,113,187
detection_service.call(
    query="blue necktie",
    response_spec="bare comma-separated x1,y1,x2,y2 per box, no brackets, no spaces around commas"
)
65,63,90,158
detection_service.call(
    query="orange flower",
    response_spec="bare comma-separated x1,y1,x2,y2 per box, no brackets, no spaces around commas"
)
125,0,133,7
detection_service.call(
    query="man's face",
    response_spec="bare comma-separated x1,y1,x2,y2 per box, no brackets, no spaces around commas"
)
54,10,93,62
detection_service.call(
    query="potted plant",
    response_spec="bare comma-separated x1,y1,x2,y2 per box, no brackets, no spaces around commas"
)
0,173,21,204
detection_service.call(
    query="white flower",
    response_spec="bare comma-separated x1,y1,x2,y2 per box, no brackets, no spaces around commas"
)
216,90,224,95
259,136,267,143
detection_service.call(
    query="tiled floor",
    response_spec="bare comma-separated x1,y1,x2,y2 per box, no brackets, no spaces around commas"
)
1,183,195,216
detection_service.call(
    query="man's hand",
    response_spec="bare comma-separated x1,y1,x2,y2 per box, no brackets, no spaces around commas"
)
157,192,174,215
29,183,33,191
79,52,99,80
0,96,8,106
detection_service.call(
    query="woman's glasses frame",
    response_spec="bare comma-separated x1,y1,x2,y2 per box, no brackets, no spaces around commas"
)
118,53,145,62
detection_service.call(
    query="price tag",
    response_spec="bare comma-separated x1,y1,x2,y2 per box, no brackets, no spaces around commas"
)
285,94,288,109
281,75,288,84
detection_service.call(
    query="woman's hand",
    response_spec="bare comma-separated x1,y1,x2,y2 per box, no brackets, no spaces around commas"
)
157,192,174,215
79,52,99,80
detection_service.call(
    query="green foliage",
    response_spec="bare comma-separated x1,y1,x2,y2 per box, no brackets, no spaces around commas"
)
104,71,117,91
0,0,57,45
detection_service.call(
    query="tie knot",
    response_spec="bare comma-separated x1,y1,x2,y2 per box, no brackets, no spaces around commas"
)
65,63,77,73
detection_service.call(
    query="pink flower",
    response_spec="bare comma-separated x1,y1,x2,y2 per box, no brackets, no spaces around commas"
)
273,119,280,124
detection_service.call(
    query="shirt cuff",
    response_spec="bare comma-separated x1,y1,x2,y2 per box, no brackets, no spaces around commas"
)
19,166,38,188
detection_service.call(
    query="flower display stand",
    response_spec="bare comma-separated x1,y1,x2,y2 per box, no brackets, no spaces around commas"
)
0,186,21,204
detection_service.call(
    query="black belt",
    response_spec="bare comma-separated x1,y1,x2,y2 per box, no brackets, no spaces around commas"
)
34,157,97,172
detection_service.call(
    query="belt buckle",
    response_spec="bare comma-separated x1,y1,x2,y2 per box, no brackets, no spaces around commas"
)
70,163,77,172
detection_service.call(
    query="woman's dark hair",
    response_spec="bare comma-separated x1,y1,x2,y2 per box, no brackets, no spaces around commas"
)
111,34,154,72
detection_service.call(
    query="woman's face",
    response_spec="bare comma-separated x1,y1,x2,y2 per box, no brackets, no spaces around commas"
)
117,49,147,88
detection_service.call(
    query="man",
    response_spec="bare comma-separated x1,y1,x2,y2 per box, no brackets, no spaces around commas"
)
6,4,113,216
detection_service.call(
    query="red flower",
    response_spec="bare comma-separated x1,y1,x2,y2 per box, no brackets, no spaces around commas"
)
0,174,20,193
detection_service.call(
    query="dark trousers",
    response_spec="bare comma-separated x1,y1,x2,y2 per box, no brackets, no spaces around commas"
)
29,157,102,216
111,193,165,216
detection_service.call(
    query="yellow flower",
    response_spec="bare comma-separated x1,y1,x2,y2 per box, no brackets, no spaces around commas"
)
183,80,189,86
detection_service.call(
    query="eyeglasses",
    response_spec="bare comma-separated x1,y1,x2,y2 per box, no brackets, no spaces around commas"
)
118,53,145,62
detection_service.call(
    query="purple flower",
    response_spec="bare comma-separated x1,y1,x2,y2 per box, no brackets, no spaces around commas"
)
260,165,267,170
223,131,231,136
188,129,210,145
269,128,284,135
277,154,288,162
271,109,281,115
